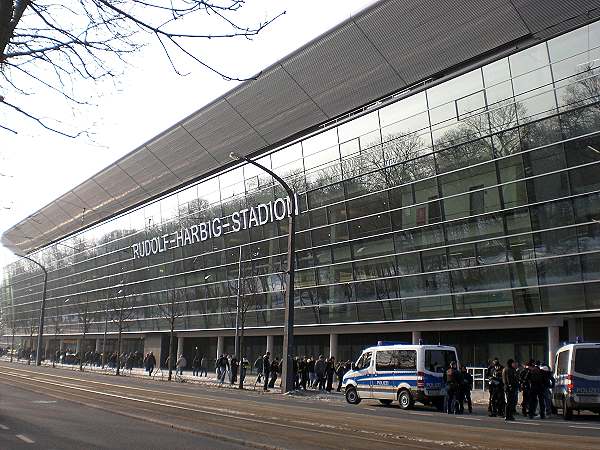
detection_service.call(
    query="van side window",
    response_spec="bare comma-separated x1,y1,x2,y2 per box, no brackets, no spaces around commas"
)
574,348,600,376
425,349,455,373
557,351,569,375
356,352,372,370
376,350,417,371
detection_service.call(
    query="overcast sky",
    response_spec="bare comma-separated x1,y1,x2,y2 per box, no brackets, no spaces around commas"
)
0,0,374,269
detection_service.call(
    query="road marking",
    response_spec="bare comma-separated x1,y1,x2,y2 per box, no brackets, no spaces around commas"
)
570,425,600,430
0,424,9,430
16,434,35,444
455,416,482,421
364,408,376,411
405,412,434,416
513,421,541,426
32,400,57,404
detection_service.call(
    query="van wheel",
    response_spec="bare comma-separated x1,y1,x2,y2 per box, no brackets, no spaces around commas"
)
398,390,414,410
379,399,393,406
345,387,361,405
563,399,573,420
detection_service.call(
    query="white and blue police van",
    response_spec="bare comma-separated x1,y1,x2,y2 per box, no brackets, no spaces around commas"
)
342,342,459,410
553,342,600,420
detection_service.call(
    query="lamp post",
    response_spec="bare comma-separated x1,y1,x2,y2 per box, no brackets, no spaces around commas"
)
229,152,296,393
18,254,48,366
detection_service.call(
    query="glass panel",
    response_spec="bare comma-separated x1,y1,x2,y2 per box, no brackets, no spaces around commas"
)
379,92,428,127
338,111,379,143
509,42,549,78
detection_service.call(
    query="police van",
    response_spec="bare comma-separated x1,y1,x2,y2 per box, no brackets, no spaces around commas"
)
342,342,459,410
553,342,600,419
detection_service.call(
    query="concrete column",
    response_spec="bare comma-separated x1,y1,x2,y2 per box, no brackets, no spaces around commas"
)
548,326,560,367
216,336,224,360
266,335,274,355
44,340,50,360
59,340,64,352
411,331,422,345
95,338,102,352
329,333,338,360
177,336,184,357
75,339,81,354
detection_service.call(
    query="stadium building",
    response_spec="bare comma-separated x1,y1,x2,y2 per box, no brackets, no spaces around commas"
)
3,0,600,368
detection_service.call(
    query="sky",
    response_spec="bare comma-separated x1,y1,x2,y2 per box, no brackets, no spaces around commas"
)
0,0,375,269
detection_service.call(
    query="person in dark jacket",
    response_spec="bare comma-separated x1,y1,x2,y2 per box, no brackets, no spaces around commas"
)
325,357,335,392
192,349,201,377
459,365,473,413
315,355,326,391
262,352,271,391
503,359,519,421
487,358,505,417
145,352,156,376
444,361,462,414
518,361,532,416
268,357,279,388
526,361,547,419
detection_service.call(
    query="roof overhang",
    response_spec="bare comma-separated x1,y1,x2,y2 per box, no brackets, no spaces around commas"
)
4,0,600,255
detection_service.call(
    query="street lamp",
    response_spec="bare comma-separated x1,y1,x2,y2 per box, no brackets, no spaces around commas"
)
17,254,48,366
229,152,297,393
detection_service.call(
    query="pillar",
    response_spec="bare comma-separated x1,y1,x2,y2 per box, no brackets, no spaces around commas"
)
412,331,422,345
177,336,184,358
95,338,102,352
266,335,274,355
75,339,81,354
548,326,560,367
216,336,224,360
329,333,338,360
59,340,64,352
44,340,51,360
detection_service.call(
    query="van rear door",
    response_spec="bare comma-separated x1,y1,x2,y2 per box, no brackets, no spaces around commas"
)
572,347,600,403
424,348,457,395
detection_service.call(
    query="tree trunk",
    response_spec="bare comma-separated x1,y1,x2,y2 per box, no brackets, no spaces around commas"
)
168,319,174,381
116,306,123,376
238,321,245,390
79,309,87,371
10,328,14,362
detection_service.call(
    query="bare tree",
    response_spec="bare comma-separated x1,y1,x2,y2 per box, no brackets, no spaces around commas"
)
106,290,136,376
75,295,93,371
156,288,186,381
0,1,284,135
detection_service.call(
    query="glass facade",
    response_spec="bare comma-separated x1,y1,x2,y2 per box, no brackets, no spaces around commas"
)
3,22,600,343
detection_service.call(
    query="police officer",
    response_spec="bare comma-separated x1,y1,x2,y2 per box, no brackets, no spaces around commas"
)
262,352,271,391
444,361,461,414
526,360,547,419
459,365,473,414
487,358,505,417
502,359,518,421
518,360,531,416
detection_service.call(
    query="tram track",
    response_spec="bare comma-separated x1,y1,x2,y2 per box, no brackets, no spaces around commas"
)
1,362,599,450
0,365,446,450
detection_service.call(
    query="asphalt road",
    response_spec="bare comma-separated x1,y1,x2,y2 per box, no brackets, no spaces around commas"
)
0,361,599,450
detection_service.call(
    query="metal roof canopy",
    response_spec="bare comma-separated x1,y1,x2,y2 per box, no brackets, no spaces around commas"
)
4,0,600,256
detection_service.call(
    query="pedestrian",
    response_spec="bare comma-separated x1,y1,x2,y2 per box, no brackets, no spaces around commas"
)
200,355,207,377
459,365,473,413
216,354,229,384
176,353,187,376
307,356,316,388
146,351,156,376
231,356,239,385
254,355,263,383
487,358,504,417
444,361,461,414
503,359,518,421
525,360,546,419
192,348,200,377
519,361,531,416
315,355,326,391
268,357,279,388
262,352,271,391
325,356,335,392
240,357,249,386
541,365,555,416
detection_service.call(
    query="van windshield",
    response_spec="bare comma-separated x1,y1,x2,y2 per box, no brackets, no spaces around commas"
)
425,349,456,373
574,348,600,376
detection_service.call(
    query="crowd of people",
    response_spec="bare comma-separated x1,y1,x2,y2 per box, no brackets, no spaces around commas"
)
253,353,352,392
444,357,555,420
485,358,555,421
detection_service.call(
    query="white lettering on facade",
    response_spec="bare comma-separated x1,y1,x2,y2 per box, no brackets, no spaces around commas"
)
131,193,299,259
